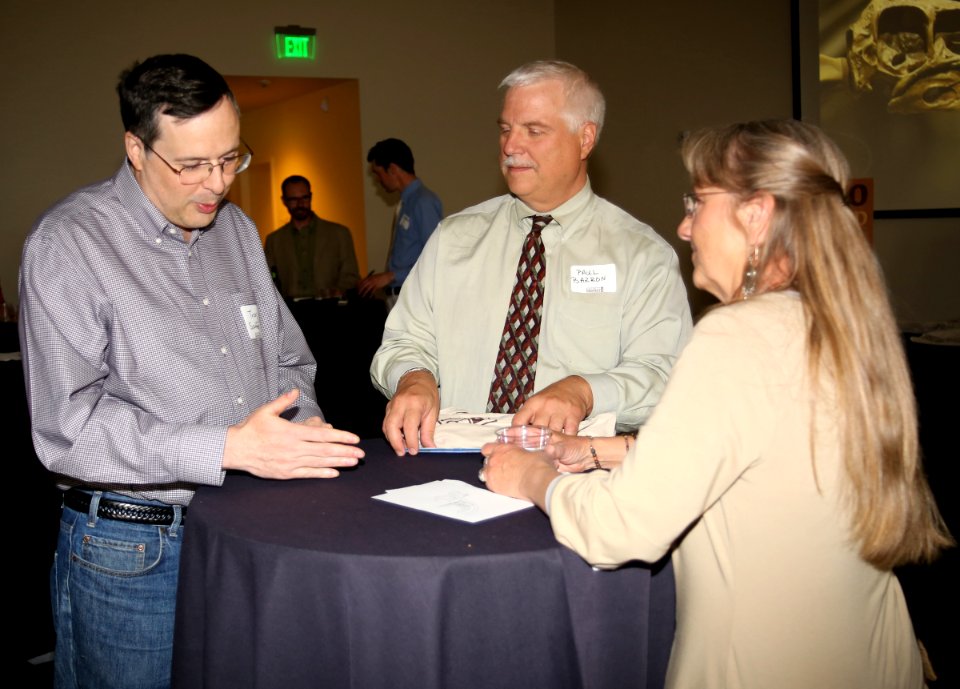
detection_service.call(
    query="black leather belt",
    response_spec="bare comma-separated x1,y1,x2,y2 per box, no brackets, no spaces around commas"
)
63,489,184,526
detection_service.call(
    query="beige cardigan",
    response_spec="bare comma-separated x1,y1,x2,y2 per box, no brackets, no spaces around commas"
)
550,292,924,689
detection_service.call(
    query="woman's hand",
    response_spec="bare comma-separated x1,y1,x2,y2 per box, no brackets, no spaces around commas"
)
546,433,633,472
480,443,557,511
544,432,595,473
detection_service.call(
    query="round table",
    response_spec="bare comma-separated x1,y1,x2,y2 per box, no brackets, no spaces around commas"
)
172,440,675,689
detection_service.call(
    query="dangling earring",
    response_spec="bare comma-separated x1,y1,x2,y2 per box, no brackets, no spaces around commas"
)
741,245,760,300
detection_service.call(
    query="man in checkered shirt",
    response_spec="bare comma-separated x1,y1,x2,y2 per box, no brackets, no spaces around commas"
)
18,54,364,689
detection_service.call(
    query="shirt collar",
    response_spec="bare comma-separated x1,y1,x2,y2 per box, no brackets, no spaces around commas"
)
512,178,594,234
400,177,422,203
292,212,318,233
115,162,197,245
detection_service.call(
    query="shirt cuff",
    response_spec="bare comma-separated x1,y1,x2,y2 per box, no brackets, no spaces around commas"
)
290,399,325,423
579,372,618,416
387,362,437,395
176,425,229,486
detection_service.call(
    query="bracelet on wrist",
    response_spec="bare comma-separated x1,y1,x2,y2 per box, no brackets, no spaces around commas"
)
587,437,602,471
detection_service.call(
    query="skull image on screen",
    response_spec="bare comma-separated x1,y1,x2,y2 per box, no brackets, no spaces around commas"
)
843,0,960,112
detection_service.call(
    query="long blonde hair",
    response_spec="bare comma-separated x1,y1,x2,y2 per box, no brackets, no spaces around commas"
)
681,120,952,569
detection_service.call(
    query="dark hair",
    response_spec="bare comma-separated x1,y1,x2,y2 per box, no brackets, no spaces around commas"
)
281,175,311,197
117,54,237,147
366,138,415,175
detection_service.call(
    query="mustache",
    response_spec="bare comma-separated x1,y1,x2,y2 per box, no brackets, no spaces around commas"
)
502,155,537,169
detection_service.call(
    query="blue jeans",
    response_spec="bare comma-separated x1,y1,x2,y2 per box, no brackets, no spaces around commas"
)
52,492,184,689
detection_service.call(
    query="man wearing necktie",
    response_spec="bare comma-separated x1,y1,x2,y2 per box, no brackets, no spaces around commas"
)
371,60,692,455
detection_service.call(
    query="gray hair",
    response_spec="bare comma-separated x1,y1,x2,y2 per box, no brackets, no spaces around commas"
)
499,60,606,141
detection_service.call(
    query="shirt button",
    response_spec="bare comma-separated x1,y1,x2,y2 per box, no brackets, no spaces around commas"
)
236,397,244,405
188,250,193,257
220,347,228,355
169,228,177,235
155,238,162,244
202,298,210,306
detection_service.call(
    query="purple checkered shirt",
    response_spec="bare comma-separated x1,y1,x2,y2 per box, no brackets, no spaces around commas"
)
18,163,321,505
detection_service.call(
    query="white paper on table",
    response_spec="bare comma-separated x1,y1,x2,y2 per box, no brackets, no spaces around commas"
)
420,409,618,452
372,479,533,523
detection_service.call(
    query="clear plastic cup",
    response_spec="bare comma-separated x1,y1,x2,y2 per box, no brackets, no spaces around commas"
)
495,425,552,450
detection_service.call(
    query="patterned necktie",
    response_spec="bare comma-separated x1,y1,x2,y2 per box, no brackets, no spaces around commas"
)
487,214,552,413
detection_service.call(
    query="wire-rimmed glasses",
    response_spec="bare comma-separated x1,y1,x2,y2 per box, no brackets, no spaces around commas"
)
144,140,254,185
682,190,735,217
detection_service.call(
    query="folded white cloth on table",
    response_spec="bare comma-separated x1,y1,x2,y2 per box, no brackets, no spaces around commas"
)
424,409,618,452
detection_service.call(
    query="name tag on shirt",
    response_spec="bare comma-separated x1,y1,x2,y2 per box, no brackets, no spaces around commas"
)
570,264,617,293
240,305,261,339
399,213,411,230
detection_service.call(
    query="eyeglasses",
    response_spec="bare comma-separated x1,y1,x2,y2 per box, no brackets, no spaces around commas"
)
282,193,312,205
144,140,253,185
682,190,736,217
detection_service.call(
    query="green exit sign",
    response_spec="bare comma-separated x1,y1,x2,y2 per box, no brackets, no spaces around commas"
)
275,25,316,60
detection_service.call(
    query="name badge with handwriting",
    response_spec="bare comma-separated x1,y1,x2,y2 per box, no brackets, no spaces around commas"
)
570,264,616,293
240,304,261,339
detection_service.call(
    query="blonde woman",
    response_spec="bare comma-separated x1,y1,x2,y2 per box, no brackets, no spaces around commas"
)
482,120,952,689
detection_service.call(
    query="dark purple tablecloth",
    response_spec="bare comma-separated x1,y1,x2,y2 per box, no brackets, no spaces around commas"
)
172,440,675,689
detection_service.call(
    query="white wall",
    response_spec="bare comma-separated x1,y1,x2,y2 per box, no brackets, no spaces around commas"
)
0,0,554,304
3,0,956,322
